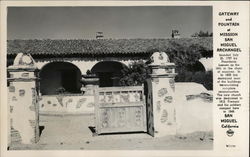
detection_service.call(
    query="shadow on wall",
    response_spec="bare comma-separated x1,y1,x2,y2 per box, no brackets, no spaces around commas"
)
39,126,45,136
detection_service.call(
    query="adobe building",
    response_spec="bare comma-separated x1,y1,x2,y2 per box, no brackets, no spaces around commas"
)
7,38,212,93
7,37,213,144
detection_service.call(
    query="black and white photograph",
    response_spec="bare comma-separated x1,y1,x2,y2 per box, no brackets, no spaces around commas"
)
6,6,213,150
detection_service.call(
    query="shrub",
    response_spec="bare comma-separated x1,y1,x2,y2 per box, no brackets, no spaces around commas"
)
119,61,213,90
118,60,150,86
175,70,213,90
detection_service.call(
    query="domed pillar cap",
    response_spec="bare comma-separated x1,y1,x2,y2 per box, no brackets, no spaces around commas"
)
8,53,38,71
148,52,175,67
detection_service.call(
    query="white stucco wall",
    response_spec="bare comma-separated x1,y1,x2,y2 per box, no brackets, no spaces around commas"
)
175,83,213,134
39,94,94,114
175,98,212,134
150,76,177,137
8,80,39,144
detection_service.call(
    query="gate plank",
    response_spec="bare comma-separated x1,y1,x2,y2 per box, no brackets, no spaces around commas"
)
95,85,147,134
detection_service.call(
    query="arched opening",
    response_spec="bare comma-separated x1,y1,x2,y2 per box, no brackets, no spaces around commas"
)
40,62,81,95
186,61,206,72
91,61,127,87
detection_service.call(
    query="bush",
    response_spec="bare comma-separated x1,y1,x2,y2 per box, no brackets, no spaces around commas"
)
175,70,213,90
117,42,213,89
118,60,213,90
118,60,150,86
191,31,213,37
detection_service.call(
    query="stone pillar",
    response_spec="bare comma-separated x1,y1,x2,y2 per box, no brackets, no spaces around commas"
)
147,52,177,137
8,53,39,144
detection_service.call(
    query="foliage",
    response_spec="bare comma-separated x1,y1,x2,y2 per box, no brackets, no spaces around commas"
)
118,42,213,90
118,60,150,86
191,31,213,37
175,70,213,90
118,59,213,90
166,41,212,72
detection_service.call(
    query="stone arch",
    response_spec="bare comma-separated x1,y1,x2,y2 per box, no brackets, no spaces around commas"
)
91,61,128,87
39,62,82,95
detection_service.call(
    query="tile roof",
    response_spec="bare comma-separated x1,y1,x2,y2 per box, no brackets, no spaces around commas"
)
7,38,212,56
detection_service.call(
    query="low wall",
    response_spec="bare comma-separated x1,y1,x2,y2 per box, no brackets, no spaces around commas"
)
38,86,213,134
173,83,213,134
39,94,95,115
175,94,213,134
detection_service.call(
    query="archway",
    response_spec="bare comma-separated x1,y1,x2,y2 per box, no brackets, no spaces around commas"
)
91,61,127,87
40,62,82,95
186,61,206,72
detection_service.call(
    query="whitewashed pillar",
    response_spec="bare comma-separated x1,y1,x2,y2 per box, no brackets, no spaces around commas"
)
8,53,40,144
147,52,177,137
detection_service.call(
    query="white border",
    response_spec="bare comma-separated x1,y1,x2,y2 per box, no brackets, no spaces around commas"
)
1,1,249,157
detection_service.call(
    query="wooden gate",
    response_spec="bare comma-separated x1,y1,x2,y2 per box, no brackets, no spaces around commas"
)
95,86,147,134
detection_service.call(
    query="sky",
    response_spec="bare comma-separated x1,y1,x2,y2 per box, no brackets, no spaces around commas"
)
7,6,212,40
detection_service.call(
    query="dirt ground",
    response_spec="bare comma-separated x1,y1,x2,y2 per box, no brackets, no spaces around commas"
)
10,114,213,150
